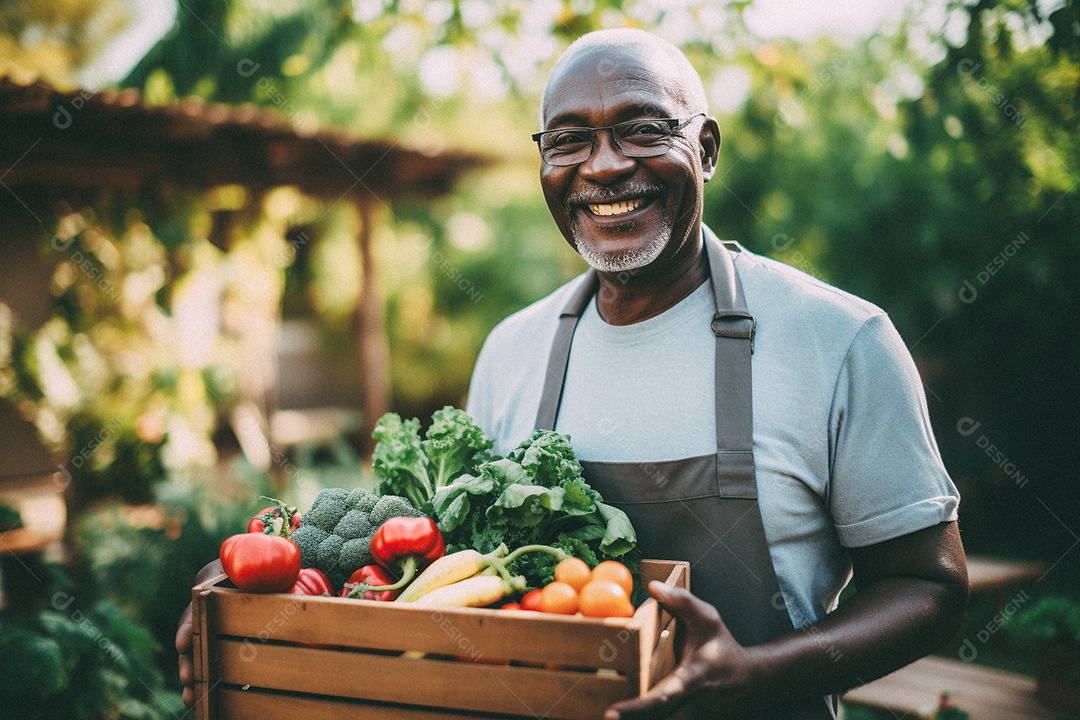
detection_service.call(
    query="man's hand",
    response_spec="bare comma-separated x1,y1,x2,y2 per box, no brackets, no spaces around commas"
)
176,559,223,708
604,581,759,720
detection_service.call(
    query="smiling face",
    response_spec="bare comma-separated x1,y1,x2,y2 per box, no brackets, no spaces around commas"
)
539,41,718,276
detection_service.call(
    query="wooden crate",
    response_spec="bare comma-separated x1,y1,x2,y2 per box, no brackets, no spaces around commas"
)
192,559,688,720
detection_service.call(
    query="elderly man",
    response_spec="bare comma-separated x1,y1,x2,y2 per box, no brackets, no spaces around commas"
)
178,28,967,719
464,28,967,719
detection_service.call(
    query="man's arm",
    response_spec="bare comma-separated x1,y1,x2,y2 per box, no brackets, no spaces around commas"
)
606,520,968,719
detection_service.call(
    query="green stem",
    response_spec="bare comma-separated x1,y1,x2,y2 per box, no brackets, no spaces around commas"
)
346,556,421,598
481,545,569,586
502,544,570,566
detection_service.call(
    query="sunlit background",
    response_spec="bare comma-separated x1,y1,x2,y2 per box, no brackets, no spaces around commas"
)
0,0,1078,717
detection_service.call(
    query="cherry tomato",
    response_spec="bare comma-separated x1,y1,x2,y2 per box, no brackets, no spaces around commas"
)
220,533,300,593
553,557,592,592
579,580,634,618
540,581,579,615
500,602,523,611
591,560,633,597
247,505,302,537
520,589,544,612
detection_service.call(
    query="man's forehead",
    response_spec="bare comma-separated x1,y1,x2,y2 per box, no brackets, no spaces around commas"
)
543,44,681,123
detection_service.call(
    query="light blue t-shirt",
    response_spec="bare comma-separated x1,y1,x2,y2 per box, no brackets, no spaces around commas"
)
465,241,959,629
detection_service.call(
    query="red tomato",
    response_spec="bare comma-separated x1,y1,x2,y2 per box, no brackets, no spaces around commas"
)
220,533,300,593
520,589,543,612
500,602,523,611
290,568,334,596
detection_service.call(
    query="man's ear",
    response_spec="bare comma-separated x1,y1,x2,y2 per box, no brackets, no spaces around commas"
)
699,117,721,181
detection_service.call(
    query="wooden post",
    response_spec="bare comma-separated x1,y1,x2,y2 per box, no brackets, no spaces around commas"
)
355,197,390,455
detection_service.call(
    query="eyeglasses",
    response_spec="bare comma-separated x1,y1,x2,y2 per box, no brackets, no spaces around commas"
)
531,113,706,167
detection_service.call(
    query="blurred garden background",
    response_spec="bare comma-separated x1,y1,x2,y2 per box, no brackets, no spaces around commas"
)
0,0,1077,717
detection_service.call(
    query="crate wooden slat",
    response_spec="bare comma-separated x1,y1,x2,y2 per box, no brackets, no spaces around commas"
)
195,559,688,720
192,573,222,720
216,639,631,719
217,686,508,720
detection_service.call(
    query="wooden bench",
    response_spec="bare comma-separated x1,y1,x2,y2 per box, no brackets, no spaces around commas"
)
966,556,1047,613
842,655,1074,719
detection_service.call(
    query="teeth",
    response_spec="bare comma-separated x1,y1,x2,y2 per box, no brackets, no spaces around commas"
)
588,198,644,216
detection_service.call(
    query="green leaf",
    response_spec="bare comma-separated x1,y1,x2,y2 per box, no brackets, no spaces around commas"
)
597,502,637,557
507,430,583,487
372,413,432,504
422,406,494,489
488,484,565,527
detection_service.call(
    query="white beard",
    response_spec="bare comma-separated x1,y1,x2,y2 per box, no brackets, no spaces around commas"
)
572,218,672,273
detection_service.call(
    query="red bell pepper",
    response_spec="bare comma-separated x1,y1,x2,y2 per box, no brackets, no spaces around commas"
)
341,565,401,601
290,568,334,596
220,533,300,593
355,517,444,595
247,498,301,538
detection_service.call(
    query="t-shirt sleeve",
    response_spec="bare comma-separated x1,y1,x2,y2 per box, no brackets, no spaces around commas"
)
828,313,959,547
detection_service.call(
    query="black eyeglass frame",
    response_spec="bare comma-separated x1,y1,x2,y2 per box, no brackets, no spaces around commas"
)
531,113,706,166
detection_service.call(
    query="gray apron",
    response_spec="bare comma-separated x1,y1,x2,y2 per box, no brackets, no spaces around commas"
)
534,233,836,719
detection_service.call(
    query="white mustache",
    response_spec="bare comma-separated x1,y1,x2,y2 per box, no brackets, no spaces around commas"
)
566,182,664,205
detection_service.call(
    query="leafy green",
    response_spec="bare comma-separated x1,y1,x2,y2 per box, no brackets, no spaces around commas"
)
506,430,584,487
414,421,639,588
372,406,494,511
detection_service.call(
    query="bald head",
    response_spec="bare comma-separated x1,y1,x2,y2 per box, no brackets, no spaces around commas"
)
540,29,708,128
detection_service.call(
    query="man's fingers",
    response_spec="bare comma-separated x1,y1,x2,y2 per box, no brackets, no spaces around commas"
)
605,666,692,720
178,652,193,686
175,602,193,654
648,581,723,636
182,686,195,709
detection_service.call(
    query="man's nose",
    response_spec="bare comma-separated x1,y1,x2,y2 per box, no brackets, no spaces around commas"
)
577,129,636,183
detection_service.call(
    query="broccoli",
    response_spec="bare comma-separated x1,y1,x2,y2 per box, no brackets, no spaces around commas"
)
315,535,347,586
347,487,379,514
303,488,351,531
289,525,329,569
339,535,376,574
334,509,372,540
291,488,426,590
370,494,425,527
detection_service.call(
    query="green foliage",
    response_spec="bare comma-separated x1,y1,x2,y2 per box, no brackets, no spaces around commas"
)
0,501,23,530
0,569,183,720
1004,596,1080,648
703,3,1080,568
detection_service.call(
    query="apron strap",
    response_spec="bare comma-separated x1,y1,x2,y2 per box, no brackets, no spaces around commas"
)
534,228,758,496
704,229,758,497
534,271,598,431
